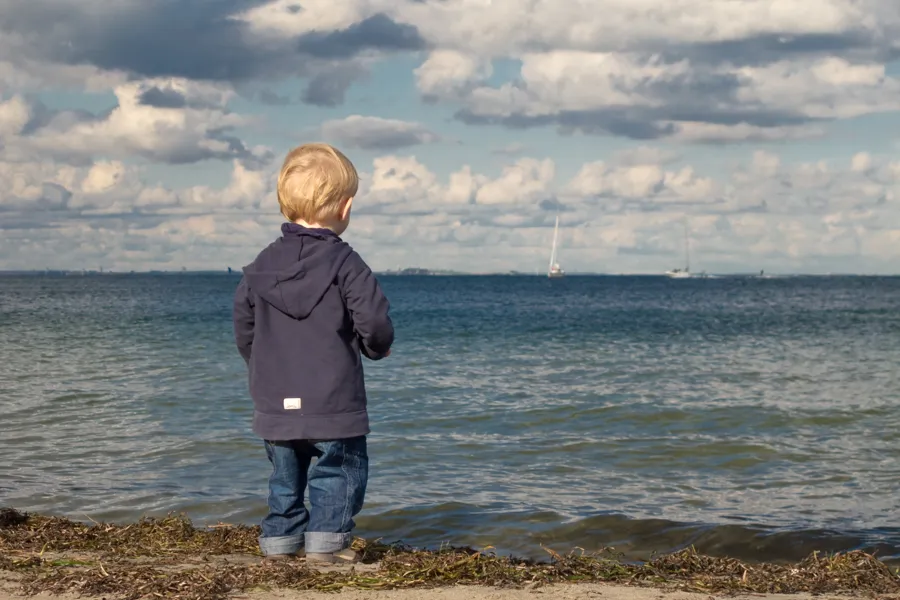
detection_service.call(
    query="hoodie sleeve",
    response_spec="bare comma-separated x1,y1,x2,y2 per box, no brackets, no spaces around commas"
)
233,276,255,364
339,251,394,360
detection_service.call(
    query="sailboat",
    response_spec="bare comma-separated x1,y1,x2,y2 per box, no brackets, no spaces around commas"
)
666,220,692,278
548,214,565,278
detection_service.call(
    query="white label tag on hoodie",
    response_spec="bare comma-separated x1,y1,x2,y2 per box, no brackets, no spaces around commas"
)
283,398,301,410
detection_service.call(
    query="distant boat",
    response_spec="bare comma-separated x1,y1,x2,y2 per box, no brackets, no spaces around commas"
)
548,214,565,278
666,220,694,279
665,268,692,279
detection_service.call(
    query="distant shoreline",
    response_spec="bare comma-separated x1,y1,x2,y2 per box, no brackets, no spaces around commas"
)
2,270,899,278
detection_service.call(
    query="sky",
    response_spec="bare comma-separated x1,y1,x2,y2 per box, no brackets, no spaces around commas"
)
2,0,900,275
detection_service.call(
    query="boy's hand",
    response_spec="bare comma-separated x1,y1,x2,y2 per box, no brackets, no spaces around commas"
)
359,341,391,360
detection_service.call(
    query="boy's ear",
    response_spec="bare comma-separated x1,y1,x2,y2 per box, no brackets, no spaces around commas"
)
341,196,354,220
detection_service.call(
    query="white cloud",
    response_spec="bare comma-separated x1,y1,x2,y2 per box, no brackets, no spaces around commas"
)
358,155,488,212
4,0,900,142
80,161,127,195
7,148,899,273
0,155,272,217
446,166,483,205
320,115,439,150
673,123,826,144
447,52,900,141
851,152,874,173
176,160,272,212
400,0,888,55
0,159,79,211
357,150,900,274
4,0,900,275
2,79,271,167
389,0,900,141
567,161,717,203
414,50,492,100
0,95,31,136
76,83,247,162
0,45,129,95
363,155,441,206
733,58,900,119
474,159,555,205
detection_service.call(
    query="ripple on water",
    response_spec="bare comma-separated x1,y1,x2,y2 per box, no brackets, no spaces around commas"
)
1,274,899,561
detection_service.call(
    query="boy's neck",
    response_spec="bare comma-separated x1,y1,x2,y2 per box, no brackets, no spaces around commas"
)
292,218,346,236
294,218,332,231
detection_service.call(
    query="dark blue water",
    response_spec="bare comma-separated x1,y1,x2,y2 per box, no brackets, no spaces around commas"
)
1,274,899,563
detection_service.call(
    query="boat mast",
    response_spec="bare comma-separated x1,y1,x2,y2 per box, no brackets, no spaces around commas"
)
549,214,559,273
683,219,690,272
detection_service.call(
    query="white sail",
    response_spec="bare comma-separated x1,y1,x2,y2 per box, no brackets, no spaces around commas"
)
548,214,564,278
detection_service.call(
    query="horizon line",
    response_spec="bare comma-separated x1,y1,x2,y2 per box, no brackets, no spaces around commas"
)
2,269,900,278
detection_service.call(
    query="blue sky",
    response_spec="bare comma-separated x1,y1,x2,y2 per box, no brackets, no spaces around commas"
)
2,0,900,274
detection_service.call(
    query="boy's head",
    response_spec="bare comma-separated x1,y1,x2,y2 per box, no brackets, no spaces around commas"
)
277,143,358,234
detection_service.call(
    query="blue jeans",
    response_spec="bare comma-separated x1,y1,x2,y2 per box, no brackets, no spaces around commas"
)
259,436,368,556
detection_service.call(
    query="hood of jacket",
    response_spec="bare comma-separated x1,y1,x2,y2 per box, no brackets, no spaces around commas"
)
241,222,353,320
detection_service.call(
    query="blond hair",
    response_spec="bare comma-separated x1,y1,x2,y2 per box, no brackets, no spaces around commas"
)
277,143,359,222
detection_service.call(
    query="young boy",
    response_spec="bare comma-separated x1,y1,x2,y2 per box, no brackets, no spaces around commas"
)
232,143,394,564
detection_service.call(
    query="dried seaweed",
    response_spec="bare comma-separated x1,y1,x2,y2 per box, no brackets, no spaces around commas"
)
644,547,900,595
0,508,259,557
0,508,29,528
2,508,899,600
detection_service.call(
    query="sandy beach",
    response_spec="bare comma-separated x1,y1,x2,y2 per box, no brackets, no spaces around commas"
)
241,588,893,600
2,578,895,600
1,547,898,600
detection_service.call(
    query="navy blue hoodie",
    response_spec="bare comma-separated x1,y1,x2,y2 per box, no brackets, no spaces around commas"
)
233,223,394,441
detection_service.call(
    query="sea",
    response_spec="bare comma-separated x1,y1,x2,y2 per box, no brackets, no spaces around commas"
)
1,273,898,564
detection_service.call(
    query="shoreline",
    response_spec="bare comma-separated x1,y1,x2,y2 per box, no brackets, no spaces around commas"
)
4,584,896,600
2,508,900,600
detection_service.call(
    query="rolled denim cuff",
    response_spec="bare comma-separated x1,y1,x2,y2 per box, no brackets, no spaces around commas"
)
305,532,351,554
258,534,304,556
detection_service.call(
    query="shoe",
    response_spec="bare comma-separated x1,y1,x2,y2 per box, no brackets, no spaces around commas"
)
262,549,305,562
306,548,359,565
